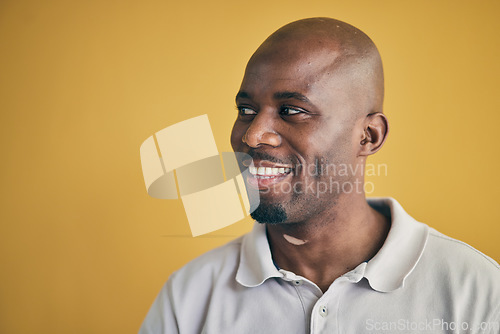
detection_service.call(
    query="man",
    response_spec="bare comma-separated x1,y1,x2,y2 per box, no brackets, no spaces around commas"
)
140,18,500,333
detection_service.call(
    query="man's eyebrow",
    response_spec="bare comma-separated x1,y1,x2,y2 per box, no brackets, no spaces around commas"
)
235,91,312,103
274,91,311,103
235,91,251,101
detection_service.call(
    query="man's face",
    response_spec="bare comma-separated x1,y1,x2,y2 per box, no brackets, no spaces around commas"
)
231,46,365,225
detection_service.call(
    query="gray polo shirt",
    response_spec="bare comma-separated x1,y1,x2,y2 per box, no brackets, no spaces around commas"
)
140,198,500,334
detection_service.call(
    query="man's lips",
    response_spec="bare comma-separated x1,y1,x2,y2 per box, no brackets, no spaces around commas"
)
249,166,292,177
245,160,294,190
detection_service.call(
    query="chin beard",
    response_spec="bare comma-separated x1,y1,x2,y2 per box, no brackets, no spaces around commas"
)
250,203,288,224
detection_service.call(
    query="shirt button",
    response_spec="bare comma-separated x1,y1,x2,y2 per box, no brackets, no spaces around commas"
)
319,305,328,317
293,280,302,286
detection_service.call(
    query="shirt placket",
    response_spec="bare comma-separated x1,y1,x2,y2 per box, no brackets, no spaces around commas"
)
279,269,322,333
310,264,367,334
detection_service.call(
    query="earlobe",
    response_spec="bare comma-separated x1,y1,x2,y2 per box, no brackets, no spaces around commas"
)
359,112,389,156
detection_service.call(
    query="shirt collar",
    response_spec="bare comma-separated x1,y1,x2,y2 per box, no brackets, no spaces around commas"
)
364,197,429,292
236,222,282,287
236,197,429,292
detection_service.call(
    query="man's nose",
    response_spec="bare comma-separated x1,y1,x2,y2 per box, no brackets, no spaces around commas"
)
242,112,281,148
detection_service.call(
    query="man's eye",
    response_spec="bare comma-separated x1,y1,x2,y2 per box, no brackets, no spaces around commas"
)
280,107,303,115
238,107,257,115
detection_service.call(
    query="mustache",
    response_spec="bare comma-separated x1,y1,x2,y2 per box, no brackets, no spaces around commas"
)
244,149,296,166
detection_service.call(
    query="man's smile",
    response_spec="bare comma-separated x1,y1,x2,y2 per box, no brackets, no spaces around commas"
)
245,160,294,190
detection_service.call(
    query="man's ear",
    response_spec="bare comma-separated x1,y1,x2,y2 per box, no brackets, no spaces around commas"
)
359,112,389,156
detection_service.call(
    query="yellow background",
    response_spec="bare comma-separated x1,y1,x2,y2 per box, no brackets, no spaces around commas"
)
1,1,499,333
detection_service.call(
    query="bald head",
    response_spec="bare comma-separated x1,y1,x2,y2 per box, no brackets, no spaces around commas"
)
246,17,384,116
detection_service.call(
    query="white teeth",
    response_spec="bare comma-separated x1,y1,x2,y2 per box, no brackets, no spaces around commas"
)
248,166,292,176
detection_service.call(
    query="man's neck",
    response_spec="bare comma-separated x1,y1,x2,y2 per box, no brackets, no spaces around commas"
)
266,195,390,293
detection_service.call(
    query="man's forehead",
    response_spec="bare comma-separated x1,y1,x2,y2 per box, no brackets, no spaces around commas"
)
239,47,345,96
242,62,320,86
248,35,342,69
238,71,317,100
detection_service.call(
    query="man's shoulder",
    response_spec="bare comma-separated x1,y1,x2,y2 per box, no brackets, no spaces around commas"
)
415,228,500,320
168,235,244,287
139,235,249,334
426,227,500,271
419,227,500,299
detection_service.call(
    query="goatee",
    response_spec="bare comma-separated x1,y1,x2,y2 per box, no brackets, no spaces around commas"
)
250,203,287,224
